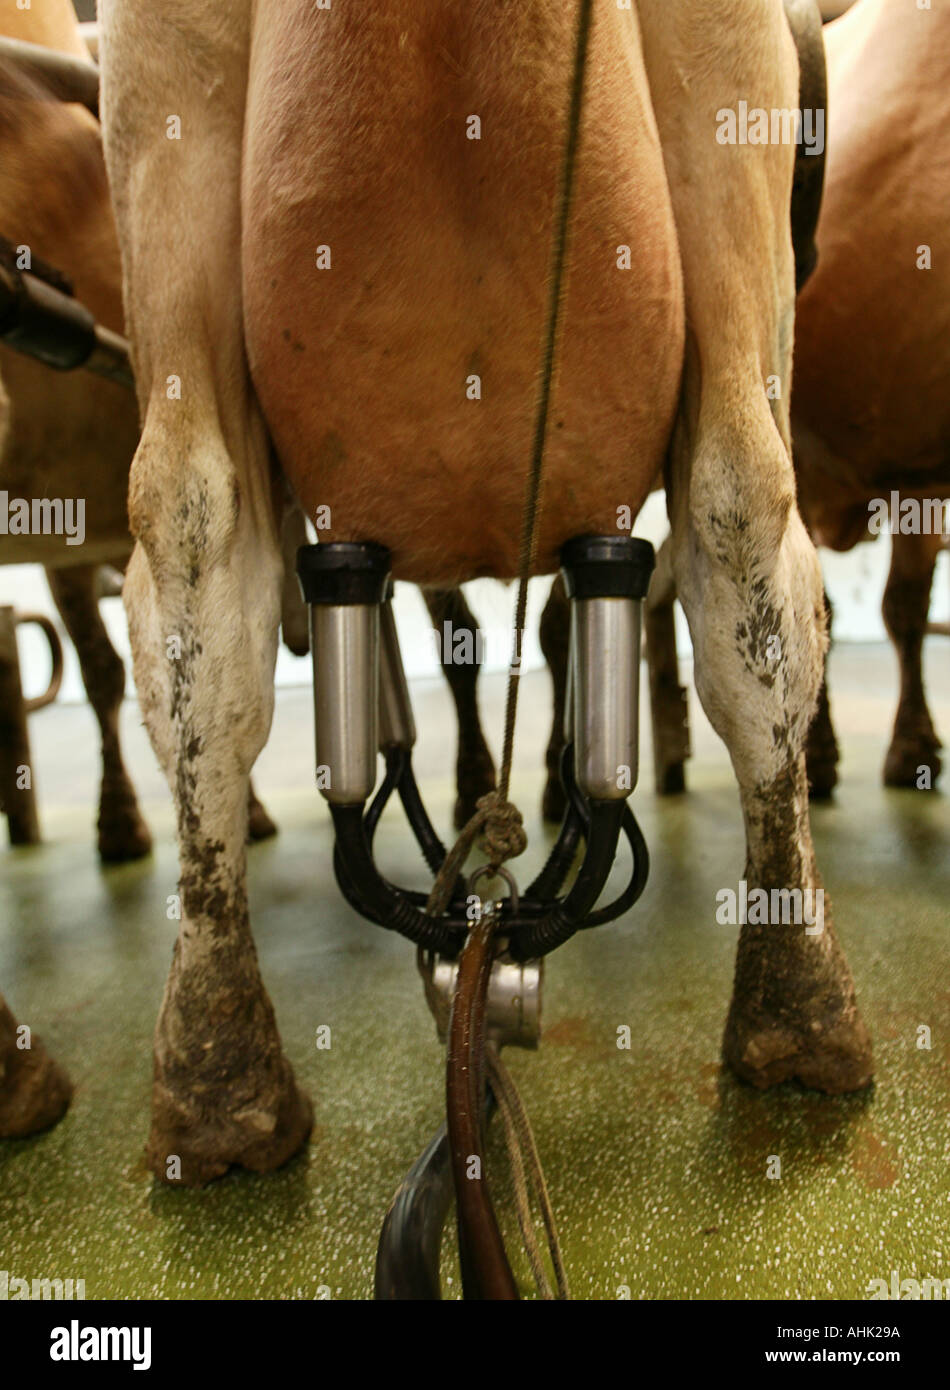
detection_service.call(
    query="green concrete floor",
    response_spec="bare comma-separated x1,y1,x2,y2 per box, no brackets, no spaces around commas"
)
1,645,948,1300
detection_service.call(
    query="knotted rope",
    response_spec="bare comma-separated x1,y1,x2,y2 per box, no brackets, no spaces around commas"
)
424,791,527,918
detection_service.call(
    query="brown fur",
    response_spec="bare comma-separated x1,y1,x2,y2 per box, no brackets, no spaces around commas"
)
793,2,950,531
647,0,949,797
0,0,137,566
793,0,949,786
242,0,684,584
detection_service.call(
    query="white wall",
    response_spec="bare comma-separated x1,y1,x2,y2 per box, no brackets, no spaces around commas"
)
3,489,947,707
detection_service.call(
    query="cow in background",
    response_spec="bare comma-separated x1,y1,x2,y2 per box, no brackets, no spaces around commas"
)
0,0,149,863
0,0,293,1138
794,0,949,796
0,0,295,858
606,0,948,800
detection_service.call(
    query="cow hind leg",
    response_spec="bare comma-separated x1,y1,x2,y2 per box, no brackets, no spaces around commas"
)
242,494,311,844
0,991,71,1138
247,779,278,841
124,419,311,1186
805,591,839,798
424,588,496,828
101,0,310,1184
639,0,871,1093
672,425,872,1094
46,565,152,862
882,531,942,789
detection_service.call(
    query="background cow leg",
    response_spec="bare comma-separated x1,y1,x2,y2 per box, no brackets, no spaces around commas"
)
49,566,276,850
279,495,310,659
239,495,308,842
424,587,495,827
247,779,277,842
638,0,872,1093
644,534,690,794
101,0,311,1184
882,530,943,788
805,589,839,798
0,991,71,1138
538,575,569,822
46,565,152,862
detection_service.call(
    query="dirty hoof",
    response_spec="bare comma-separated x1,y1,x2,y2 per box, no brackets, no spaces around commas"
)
656,762,686,796
0,1013,72,1138
98,801,152,863
541,773,567,824
146,1059,312,1187
883,735,942,789
247,794,278,842
146,947,313,1185
723,1007,873,1095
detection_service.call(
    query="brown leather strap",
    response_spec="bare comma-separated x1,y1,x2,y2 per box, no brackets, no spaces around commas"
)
446,911,519,1300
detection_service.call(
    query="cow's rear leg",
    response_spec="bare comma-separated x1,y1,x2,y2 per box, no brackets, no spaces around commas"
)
0,991,71,1138
424,588,495,828
539,575,570,822
46,565,152,862
672,434,872,1094
246,780,277,842
639,0,871,1093
882,531,943,788
124,419,311,1185
805,591,839,799
644,534,690,795
101,0,310,1184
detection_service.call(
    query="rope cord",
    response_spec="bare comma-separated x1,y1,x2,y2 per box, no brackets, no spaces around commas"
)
497,0,593,809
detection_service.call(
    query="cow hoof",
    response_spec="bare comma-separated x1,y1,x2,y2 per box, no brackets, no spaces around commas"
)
723,1008,873,1096
656,762,686,795
0,1031,72,1139
247,797,278,842
98,809,153,863
146,949,313,1186
146,1062,312,1187
541,773,567,824
883,737,942,790
97,777,152,862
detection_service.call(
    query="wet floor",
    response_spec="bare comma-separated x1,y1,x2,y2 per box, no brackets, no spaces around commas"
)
1,643,948,1299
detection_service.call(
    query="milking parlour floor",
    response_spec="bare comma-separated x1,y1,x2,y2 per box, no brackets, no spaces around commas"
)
1,644,948,1301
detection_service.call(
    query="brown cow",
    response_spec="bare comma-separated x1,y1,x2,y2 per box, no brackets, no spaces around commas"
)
101,0,870,1186
0,0,135,1139
0,0,148,862
0,0,287,1138
600,0,948,801
794,0,949,796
